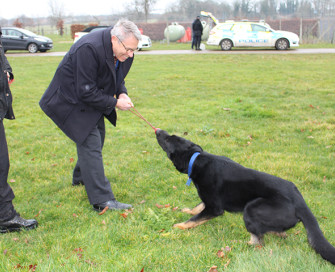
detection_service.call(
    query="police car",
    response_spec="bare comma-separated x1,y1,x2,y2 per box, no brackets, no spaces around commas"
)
207,20,299,50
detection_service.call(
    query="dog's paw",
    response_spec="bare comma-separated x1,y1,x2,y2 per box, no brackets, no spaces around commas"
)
173,222,187,230
247,234,264,246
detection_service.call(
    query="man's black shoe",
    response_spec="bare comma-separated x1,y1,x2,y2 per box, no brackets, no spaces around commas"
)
0,215,38,233
93,200,132,212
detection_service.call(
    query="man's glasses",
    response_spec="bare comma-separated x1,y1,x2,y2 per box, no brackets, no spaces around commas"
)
116,36,138,53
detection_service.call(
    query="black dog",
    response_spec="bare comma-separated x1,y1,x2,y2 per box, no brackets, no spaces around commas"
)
155,129,335,265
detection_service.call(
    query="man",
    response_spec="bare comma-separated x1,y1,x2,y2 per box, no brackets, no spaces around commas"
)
0,27,38,233
192,16,203,50
39,19,141,212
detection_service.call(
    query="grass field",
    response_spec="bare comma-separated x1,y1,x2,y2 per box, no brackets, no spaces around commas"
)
1,53,334,271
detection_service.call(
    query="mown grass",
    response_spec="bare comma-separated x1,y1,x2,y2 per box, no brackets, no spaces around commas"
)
0,53,334,271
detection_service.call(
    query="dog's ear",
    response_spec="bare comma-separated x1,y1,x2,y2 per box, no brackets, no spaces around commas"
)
194,144,203,153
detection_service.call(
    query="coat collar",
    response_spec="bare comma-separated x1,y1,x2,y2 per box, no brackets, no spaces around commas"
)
103,27,116,81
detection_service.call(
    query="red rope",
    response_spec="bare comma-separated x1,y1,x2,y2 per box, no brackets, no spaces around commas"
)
129,107,156,130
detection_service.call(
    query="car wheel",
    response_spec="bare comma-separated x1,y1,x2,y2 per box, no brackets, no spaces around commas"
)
220,39,233,51
275,38,289,50
28,43,38,53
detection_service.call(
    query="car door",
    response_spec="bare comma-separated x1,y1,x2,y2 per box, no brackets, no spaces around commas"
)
250,24,273,47
231,23,253,47
2,29,27,50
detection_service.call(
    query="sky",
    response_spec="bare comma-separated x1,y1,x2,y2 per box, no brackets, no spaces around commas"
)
0,0,174,20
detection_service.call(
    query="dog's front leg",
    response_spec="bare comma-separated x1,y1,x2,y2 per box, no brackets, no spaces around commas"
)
174,207,223,230
181,202,205,215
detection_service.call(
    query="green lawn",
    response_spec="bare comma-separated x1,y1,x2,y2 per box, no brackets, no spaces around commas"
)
1,53,334,271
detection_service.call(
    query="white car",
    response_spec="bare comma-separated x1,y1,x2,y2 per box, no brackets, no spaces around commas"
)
137,34,152,51
74,26,151,50
207,20,299,50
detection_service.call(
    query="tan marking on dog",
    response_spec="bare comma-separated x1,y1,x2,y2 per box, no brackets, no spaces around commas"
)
173,218,209,230
248,233,264,245
181,202,205,215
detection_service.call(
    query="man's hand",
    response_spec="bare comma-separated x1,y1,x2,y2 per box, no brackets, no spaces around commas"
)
116,94,134,111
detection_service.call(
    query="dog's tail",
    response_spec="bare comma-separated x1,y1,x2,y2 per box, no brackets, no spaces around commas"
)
295,193,335,265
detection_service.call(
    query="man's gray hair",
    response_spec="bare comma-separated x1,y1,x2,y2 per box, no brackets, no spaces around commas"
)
111,19,142,41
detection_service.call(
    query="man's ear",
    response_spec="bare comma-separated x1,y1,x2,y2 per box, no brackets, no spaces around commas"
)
111,35,118,45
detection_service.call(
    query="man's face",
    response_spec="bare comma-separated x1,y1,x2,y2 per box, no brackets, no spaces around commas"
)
112,35,139,62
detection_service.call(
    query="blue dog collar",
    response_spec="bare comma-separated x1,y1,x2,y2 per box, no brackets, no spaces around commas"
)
186,152,200,186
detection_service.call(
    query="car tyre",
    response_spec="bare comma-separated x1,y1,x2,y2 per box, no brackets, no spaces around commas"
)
220,39,233,51
275,38,289,50
28,43,38,53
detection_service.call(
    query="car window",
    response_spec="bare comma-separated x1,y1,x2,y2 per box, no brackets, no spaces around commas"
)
217,24,233,30
231,23,251,32
6,30,22,37
251,24,268,32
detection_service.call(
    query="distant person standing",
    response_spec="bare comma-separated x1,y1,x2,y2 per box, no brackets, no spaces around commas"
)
0,27,38,233
192,16,203,50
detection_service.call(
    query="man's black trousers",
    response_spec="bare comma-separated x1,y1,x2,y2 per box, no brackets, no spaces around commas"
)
0,121,17,221
72,117,115,205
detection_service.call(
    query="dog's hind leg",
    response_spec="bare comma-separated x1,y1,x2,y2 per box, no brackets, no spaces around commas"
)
181,202,205,215
174,206,223,230
243,197,298,245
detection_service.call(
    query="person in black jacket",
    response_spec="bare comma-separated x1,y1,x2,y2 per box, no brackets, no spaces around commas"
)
0,27,38,233
40,19,141,212
192,16,203,50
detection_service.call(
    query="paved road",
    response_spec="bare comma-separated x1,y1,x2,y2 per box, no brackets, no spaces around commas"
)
5,48,335,57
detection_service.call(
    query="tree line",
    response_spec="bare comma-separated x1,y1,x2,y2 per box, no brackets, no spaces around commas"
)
1,0,334,32
124,0,335,22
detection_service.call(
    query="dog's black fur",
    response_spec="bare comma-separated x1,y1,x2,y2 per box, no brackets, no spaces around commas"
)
156,129,335,265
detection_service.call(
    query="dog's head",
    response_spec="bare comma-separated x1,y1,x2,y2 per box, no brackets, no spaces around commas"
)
155,129,203,173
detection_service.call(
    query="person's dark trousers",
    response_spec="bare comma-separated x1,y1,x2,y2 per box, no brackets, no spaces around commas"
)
0,121,18,222
194,35,201,49
72,116,115,205
191,34,195,49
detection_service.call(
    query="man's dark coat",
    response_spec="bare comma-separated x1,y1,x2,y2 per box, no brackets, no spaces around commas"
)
192,18,203,36
0,28,15,121
39,27,133,144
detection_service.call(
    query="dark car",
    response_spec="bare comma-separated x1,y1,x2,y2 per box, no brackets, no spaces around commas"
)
73,26,110,43
1,27,53,53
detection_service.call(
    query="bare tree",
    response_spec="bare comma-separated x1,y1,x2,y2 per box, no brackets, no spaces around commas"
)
48,0,65,33
128,0,157,22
